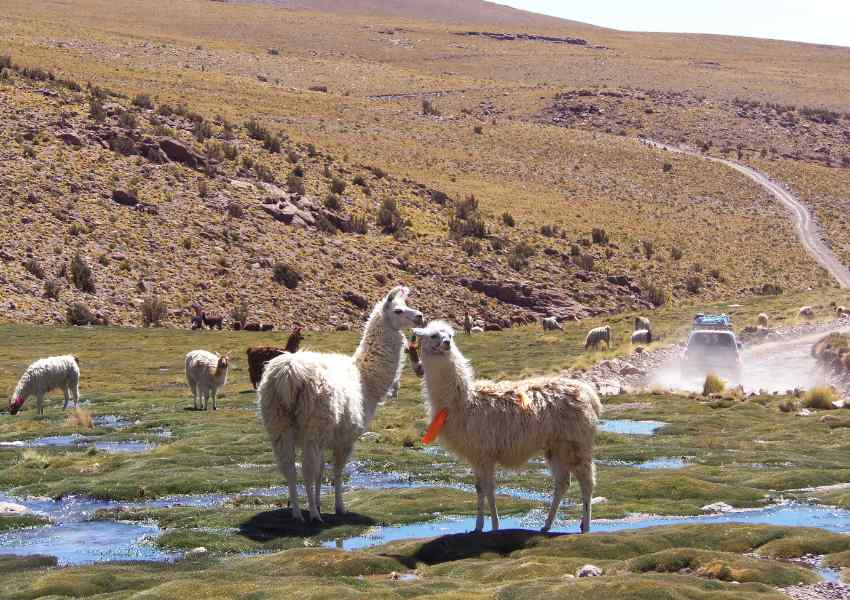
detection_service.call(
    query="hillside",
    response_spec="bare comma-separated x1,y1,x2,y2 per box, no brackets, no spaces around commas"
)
0,0,847,329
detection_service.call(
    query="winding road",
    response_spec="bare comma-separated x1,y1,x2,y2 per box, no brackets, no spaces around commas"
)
646,140,850,288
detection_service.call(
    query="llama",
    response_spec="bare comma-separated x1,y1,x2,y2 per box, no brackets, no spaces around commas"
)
584,325,611,350
631,329,652,345
258,286,424,522
799,306,815,320
412,320,601,533
9,355,80,416
634,316,651,332
757,313,769,328
836,306,850,318
201,312,224,330
246,325,305,389
542,317,563,332
464,312,473,335
185,350,229,410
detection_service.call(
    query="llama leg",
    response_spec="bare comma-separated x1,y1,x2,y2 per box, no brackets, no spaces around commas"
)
472,464,491,532
36,393,44,416
542,458,570,532
482,464,499,531
333,447,350,515
314,449,324,513
302,442,323,522
574,461,595,534
190,382,197,409
211,389,217,411
72,382,80,408
274,432,303,521
63,387,70,410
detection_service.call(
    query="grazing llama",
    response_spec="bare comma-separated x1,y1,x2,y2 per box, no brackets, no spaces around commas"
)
258,286,424,522
634,316,651,332
757,313,769,328
246,325,305,389
185,350,230,410
584,325,611,350
9,355,80,416
413,320,601,533
542,317,563,331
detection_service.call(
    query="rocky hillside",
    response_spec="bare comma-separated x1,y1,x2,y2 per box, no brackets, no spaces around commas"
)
0,61,658,330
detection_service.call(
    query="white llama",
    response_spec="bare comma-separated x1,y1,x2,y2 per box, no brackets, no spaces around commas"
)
413,320,601,533
258,285,424,522
185,350,230,410
9,355,80,416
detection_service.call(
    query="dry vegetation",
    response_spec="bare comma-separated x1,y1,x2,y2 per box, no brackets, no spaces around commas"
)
0,0,847,328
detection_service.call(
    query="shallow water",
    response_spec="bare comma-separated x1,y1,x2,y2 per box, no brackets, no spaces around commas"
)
598,457,688,470
323,502,850,550
4,434,156,454
599,420,667,436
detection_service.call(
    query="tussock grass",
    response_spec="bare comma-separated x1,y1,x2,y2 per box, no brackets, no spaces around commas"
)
803,386,838,410
702,373,726,396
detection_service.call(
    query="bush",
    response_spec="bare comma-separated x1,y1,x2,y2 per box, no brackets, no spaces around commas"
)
642,281,667,306
89,98,106,122
422,99,440,116
369,166,386,179
685,274,703,294
286,150,299,164
286,173,305,195
508,241,535,271
67,302,101,326
24,258,44,279
455,196,478,220
671,247,683,260
449,213,487,239
778,398,799,413
132,94,153,109
642,239,655,259
377,198,404,235
352,175,366,187
254,163,275,183
157,103,173,117
490,237,505,252
273,262,302,289
245,118,269,141
501,212,515,227
118,111,137,129
223,143,238,161
291,165,304,178
230,296,249,326
349,214,368,234
263,134,282,153
141,296,168,327
576,253,595,271
330,176,346,194
473,125,483,134
591,227,609,245
227,202,244,218
324,193,341,210
540,224,558,237
663,162,673,173
804,386,838,410
193,119,213,141
44,278,62,300
702,373,726,396
462,239,482,256
70,253,95,293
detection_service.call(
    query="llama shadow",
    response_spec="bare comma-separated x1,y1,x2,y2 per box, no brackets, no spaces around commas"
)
239,508,377,542
378,529,570,568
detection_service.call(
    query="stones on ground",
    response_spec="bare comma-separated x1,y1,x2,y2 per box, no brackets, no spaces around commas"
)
0,502,29,516
112,188,138,207
701,502,735,513
158,138,205,169
576,564,603,577
56,130,83,146
342,291,369,310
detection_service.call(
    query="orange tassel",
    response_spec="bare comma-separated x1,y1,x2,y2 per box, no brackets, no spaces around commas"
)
516,391,532,411
422,409,448,445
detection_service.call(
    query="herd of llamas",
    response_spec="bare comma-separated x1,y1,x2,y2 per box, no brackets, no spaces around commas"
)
4,286,838,533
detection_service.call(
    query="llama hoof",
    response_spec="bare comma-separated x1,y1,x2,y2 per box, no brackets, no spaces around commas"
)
540,525,551,533
309,515,324,524
335,508,347,516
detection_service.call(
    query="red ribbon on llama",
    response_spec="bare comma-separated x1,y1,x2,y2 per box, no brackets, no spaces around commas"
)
421,409,448,445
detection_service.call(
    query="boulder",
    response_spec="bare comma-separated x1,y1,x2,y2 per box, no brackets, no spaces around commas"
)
159,138,205,169
56,130,83,146
112,188,138,207
342,291,369,310
576,565,602,578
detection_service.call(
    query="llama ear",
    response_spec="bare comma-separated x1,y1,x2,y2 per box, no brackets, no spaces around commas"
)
387,285,410,301
413,328,427,338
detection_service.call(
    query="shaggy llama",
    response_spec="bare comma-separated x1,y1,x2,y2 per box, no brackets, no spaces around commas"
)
413,320,601,533
584,325,611,350
9,355,80,416
757,313,769,328
258,286,424,522
542,317,563,332
185,350,229,410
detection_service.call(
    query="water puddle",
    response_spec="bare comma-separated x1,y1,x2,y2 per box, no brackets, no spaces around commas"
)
323,502,850,550
598,457,688,470
1,434,155,454
599,420,667,435
92,415,136,429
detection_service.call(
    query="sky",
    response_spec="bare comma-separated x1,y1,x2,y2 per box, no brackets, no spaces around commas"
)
493,0,850,47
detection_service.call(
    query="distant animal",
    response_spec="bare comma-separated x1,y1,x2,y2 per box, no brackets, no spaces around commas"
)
631,329,652,345
463,312,473,335
584,325,611,350
634,316,651,332
246,325,305,390
412,320,601,533
757,313,769,328
190,315,204,330
258,286,424,522
836,306,850,318
470,326,484,333
243,323,275,332
201,312,224,330
8,355,80,416
185,350,229,410
799,306,815,320
542,317,563,332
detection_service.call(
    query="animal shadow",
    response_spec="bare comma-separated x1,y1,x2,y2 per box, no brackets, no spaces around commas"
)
239,508,377,542
379,528,570,568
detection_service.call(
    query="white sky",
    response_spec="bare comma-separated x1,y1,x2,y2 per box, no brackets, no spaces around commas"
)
493,1,850,47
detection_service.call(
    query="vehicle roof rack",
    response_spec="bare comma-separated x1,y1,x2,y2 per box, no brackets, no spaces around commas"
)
692,313,733,330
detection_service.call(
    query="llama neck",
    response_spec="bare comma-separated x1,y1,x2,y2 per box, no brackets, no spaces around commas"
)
420,349,473,416
352,308,404,422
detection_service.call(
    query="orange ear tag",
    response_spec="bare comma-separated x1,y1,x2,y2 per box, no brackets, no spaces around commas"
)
421,409,448,445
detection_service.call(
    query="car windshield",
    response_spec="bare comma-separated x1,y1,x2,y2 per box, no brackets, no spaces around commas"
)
688,331,737,351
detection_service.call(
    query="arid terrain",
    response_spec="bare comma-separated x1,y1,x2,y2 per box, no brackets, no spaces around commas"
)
1,0,848,329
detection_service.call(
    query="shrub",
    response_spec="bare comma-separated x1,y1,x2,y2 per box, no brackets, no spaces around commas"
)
315,213,338,234
44,279,61,300
369,166,386,179
141,296,168,327
490,237,505,252
576,253,595,271
352,175,366,187
324,193,341,210
227,202,244,218
422,99,440,116
152,124,176,137
449,213,487,239
377,198,404,234
67,302,100,326
462,239,481,256
306,143,317,157
286,150,300,164
0,54,11,69
118,111,137,129
254,163,275,183
89,98,106,122
24,258,44,279
157,103,173,117
204,140,224,164
245,118,269,141
198,179,208,198
804,386,838,410
263,134,282,153
570,244,581,257
273,262,303,289
330,177,346,194
193,119,213,141
642,239,655,259
223,143,239,161
230,296,249,326
778,398,799,413
685,274,703,294
473,125,483,134
70,253,95,293
349,214,368,234
702,373,726,396
842,155,850,168
663,162,673,173
501,212,515,227
132,94,153,109
591,227,609,245
286,173,305,195
642,281,667,306
455,196,478,220
291,165,304,178
671,246,683,260
508,241,535,271
540,224,558,237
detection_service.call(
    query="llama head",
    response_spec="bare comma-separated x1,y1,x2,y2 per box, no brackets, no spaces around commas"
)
216,355,230,375
383,286,424,330
8,395,25,415
413,320,455,357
